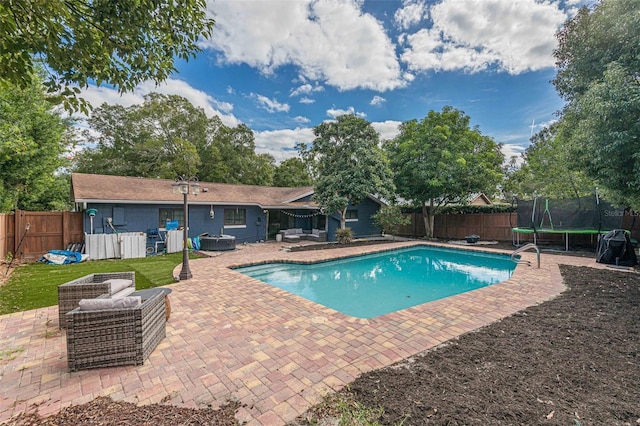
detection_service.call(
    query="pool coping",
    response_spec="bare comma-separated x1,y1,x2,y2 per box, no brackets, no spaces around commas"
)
0,240,606,425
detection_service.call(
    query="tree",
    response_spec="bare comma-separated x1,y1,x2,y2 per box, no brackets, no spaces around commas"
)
385,106,504,238
74,93,204,178
502,122,596,200
371,205,410,241
0,71,74,211
273,158,312,187
302,114,394,229
0,1,214,112
553,0,640,209
74,93,276,184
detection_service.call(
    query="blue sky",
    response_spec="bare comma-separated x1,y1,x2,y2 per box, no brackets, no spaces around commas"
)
78,0,592,164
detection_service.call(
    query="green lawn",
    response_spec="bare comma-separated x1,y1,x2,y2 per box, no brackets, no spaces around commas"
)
0,253,200,315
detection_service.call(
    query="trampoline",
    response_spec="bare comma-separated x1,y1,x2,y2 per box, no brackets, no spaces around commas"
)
511,193,628,251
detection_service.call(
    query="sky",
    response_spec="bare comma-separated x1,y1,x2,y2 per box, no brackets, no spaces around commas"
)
77,0,593,165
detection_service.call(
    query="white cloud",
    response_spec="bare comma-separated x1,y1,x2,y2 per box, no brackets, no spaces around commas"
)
370,95,386,106
394,0,427,30
500,143,526,165
203,0,407,91
290,83,324,97
401,0,568,74
77,79,241,127
294,116,311,124
299,97,315,104
372,120,402,142
250,93,290,113
326,106,366,119
254,127,315,163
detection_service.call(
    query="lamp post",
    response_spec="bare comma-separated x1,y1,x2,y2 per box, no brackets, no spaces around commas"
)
172,176,200,280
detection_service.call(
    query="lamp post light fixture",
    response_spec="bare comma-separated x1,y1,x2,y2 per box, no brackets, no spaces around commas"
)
172,176,200,280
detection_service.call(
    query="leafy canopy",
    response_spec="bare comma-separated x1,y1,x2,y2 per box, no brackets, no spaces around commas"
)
385,106,504,237
273,158,312,187
74,93,275,185
553,0,640,209
301,114,394,229
0,70,74,212
502,122,596,200
0,0,214,112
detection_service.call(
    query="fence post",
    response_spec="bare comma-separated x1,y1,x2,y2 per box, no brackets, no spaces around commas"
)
63,211,70,249
13,209,22,259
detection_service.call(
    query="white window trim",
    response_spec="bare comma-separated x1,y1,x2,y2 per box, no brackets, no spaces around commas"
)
345,218,358,222
223,225,246,229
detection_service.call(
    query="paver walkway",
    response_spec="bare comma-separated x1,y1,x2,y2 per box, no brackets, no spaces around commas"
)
0,241,612,424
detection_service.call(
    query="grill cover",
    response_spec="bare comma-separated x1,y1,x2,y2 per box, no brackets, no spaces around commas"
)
596,229,637,266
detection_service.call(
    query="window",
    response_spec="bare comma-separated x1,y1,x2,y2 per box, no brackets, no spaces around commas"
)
159,208,184,228
224,208,246,226
345,210,358,221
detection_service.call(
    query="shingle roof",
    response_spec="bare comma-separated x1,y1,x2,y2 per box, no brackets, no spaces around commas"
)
71,173,317,208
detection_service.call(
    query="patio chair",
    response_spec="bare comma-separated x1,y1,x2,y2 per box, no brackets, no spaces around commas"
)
65,289,167,372
57,272,136,329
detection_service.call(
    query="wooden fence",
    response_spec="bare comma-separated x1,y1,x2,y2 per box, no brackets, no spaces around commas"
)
2,210,639,260
398,212,640,246
0,210,84,261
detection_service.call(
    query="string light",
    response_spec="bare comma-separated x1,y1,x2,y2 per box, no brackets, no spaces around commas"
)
279,209,324,218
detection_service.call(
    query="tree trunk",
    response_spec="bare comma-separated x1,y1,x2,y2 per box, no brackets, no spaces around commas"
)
422,200,436,238
340,207,347,229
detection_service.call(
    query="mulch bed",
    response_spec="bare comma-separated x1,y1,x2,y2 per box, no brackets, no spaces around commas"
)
286,238,393,252
8,263,640,425
296,264,640,425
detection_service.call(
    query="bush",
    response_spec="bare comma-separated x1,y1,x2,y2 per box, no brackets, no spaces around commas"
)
336,228,353,244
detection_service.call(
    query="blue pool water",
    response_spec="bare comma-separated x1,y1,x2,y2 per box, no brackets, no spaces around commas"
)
235,246,516,318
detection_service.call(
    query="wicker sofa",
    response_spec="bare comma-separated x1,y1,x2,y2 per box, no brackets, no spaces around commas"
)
65,289,167,372
280,228,327,243
57,272,136,329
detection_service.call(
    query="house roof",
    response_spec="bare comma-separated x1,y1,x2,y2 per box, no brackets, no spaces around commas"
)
469,193,493,205
71,173,318,209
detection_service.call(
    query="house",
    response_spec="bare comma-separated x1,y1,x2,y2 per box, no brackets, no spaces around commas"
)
71,173,385,243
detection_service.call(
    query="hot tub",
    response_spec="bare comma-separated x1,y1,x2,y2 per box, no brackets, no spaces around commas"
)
198,234,236,251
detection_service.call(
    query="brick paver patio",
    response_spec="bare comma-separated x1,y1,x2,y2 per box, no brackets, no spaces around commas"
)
0,241,609,424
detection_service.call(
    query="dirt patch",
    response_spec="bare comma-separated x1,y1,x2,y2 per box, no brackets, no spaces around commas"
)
7,264,640,425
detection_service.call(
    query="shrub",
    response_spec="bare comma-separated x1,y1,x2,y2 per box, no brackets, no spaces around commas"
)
336,228,353,244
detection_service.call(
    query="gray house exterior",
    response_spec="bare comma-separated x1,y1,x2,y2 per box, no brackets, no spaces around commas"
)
71,173,385,244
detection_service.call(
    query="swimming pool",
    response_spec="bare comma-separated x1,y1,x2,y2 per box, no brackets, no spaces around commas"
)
235,246,516,318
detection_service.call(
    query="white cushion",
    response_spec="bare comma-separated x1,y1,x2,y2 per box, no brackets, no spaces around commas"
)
111,287,135,299
102,278,133,294
294,228,303,234
312,228,319,235
78,296,141,311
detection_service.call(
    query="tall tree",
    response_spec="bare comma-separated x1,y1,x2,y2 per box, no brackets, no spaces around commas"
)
386,106,504,238
0,71,74,211
502,123,596,200
273,158,312,187
0,0,214,112
74,93,204,178
302,114,394,229
74,93,276,184
553,0,640,209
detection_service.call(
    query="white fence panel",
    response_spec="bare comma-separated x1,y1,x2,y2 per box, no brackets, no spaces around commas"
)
165,230,183,253
120,233,147,259
85,232,146,259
